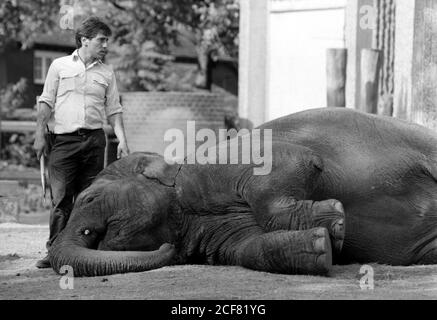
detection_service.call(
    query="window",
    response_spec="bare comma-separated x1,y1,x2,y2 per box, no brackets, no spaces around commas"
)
34,50,65,84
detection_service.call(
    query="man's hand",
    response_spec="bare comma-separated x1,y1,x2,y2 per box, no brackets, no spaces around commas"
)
108,113,130,159
117,140,130,159
33,134,47,160
34,102,52,160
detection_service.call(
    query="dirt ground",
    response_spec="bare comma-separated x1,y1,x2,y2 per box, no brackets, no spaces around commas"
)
0,223,437,300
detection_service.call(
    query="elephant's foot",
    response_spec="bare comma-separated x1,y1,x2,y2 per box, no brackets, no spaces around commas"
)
310,199,345,254
239,227,332,275
297,227,333,275
275,227,332,275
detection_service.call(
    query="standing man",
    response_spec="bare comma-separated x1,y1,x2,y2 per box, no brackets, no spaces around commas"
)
33,17,130,268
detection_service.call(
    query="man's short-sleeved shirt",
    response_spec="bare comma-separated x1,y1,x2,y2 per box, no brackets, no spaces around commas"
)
38,50,123,134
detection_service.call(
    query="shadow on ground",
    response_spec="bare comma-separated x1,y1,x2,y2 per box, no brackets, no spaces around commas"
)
1,223,436,300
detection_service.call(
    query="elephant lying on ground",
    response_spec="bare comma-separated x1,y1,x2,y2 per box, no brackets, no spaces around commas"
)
48,108,437,277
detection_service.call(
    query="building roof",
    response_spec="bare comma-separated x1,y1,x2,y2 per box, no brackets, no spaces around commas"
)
33,31,76,48
33,28,236,64
33,30,196,57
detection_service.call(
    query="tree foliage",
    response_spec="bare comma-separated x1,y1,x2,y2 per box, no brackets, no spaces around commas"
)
0,0,240,91
0,78,29,118
183,0,240,58
0,0,60,51
104,0,239,57
99,0,240,90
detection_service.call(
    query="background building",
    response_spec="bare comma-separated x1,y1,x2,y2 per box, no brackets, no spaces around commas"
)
0,30,238,117
239,0,436,132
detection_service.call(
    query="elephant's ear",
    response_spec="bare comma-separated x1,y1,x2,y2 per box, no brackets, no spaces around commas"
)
97,152,181,187
140,153,181,187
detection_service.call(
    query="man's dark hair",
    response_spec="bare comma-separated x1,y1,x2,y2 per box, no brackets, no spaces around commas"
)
75,16,112,48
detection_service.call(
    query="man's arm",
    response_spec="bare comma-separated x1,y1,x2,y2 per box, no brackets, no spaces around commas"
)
105,69,129,159
34,59,58,159
108,112,130,159
33,102,52,160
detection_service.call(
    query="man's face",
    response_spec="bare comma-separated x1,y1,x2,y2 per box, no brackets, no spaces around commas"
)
83,32,109,60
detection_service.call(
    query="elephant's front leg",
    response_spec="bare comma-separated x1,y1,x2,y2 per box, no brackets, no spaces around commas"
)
236,227,332,275
241,143,345,253
262,198,345,253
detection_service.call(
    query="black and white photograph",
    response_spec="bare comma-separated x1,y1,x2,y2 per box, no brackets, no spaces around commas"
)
0,0,436,305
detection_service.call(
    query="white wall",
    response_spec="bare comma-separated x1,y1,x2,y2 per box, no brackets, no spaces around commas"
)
238,0,269,128
267,1,346,121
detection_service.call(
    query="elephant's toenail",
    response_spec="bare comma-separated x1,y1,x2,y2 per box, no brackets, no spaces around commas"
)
332,220,344,237
316,253,332,273
334,202,344,212
335,240,344,252
314,228,326,237
316,254,328,269
314,238,326,251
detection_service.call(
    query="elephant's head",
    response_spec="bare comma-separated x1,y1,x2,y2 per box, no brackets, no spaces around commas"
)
48,152,182,277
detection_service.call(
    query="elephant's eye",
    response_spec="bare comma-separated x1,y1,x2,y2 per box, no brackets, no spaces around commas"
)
83,229,91,235
85,197,94,204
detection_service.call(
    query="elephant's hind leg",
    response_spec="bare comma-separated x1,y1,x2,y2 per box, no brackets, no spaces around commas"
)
236,227,332,275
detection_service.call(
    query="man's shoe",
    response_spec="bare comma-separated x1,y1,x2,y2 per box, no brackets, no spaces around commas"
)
36,255,51,269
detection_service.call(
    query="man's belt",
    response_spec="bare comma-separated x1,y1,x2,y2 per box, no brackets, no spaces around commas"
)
57,128,102,136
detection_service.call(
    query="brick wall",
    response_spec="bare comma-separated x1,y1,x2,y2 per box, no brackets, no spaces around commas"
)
121,92,234,156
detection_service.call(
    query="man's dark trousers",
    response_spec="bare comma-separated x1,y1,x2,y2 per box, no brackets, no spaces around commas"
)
47,128,106,247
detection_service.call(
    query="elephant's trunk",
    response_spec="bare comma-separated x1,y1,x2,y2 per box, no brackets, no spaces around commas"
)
49,238,176,277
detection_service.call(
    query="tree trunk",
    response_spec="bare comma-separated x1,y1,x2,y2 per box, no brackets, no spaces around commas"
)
194,44,211,90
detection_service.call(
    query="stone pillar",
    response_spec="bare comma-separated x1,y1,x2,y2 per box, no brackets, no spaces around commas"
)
238,0,269,128
359,48,381,114
326,48,347,107
393,1,415,121
394,0,437,131
373,0,396,116
411,0,437,130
